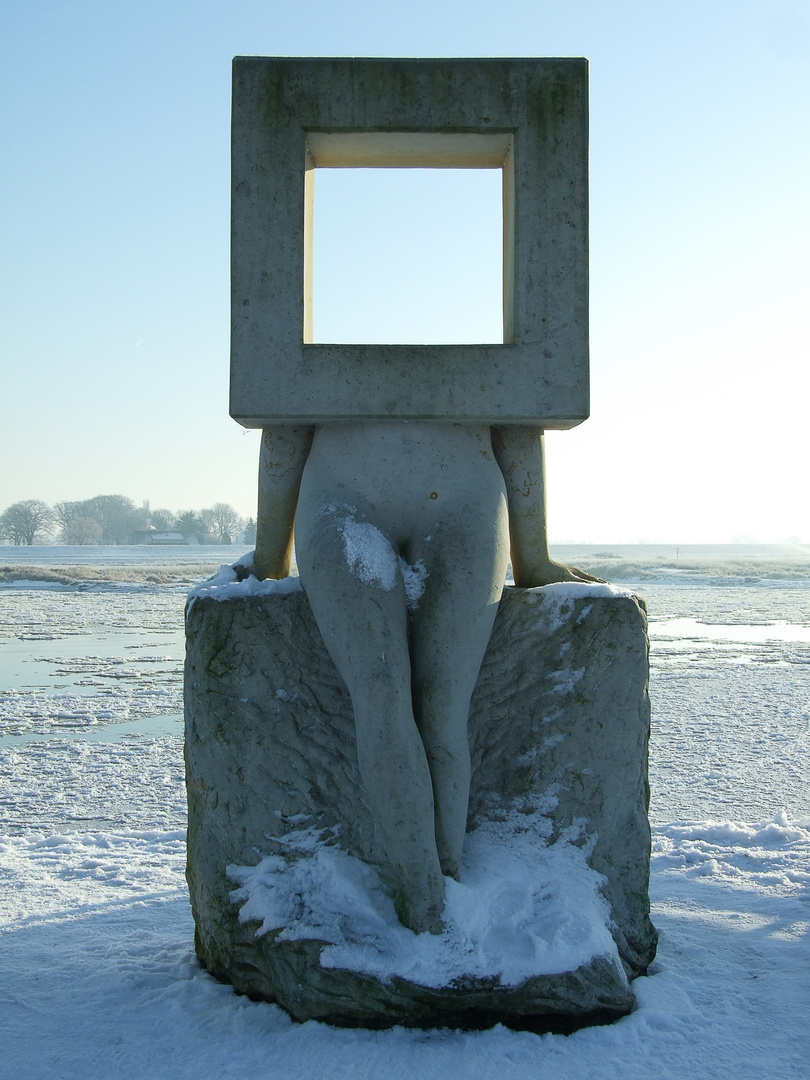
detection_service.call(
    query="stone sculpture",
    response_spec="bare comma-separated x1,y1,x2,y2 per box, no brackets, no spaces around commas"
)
253,422,596,932
184,56,657,1028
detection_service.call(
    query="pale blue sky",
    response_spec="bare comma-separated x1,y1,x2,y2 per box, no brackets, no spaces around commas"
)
1,1,808,542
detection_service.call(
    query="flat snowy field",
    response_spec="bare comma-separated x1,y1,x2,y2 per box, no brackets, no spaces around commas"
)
0,545,808,1079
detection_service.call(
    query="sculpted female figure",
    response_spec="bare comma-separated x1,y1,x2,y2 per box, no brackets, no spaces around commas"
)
253,421,593,934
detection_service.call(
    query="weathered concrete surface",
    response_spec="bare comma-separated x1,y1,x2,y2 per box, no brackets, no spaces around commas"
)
230,57,589,426
185,584,656,1027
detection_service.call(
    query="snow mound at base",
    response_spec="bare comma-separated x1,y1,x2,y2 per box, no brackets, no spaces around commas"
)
228,812,624,989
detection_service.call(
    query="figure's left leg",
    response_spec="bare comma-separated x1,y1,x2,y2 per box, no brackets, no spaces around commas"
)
295,496,446,933
407,492,510,878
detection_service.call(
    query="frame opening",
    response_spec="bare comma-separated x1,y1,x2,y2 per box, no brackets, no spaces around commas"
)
304,132,515,346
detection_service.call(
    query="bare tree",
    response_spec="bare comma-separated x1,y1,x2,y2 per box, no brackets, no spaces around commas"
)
3,496,247,546
54,500,88,542
201,503,245,544
0,500,54,545
54,496,145,544
61,516,102,545
81,495,148,544
54,501,81,531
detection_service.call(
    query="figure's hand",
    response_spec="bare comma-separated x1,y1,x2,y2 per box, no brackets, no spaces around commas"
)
252,549,293,581
513,558,606,588
491,428,605,589
232,560,254,582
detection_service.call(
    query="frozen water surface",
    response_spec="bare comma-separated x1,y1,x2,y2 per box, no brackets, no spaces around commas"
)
0,588,185,737
1,545,808,1079
3,546,807,825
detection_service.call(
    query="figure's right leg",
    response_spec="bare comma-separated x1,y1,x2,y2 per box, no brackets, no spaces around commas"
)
407,489,509,880
294,497,445,933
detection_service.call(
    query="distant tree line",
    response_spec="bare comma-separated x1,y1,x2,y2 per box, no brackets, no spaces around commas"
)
0,496,256,546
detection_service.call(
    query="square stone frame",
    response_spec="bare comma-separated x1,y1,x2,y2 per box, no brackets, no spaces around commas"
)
230,57,589,427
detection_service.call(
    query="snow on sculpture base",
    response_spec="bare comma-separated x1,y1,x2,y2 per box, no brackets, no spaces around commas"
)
184,573,657,1028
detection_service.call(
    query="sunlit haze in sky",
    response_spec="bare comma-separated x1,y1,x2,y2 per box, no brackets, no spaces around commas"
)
1,1,808,543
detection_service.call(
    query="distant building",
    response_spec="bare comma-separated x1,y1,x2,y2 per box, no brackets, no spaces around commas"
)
132,530,189,546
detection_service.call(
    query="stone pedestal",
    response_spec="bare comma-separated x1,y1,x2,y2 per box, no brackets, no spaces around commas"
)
184,581,657,1028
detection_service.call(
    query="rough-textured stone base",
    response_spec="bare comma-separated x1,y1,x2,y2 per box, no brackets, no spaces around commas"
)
184,584,657,1027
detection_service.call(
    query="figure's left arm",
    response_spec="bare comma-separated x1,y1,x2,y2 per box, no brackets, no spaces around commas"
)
490,425,604,587
253,425,315,580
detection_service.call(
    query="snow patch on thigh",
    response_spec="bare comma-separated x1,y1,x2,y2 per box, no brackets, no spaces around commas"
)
337,514,398,591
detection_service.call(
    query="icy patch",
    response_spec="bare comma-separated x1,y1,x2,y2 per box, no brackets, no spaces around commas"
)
656,812,810,850
332,508,426,600
228,812,624,990
0,686,183,737
0,579,70,591
338,515,398,590
0,829,187,923
186,555,302,607
543,666,585,696
399,557,428,610
649,617,810,643
0,737,188,834
538,581,636,601
651,813,810,895
528,581,636,633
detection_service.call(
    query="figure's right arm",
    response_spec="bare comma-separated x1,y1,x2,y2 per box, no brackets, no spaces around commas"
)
491,425,604,587
254,426,315,580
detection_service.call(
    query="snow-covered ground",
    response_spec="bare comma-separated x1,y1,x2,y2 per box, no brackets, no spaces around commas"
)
1,546,808,1079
